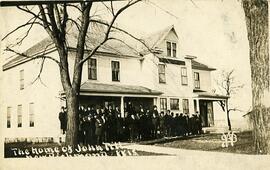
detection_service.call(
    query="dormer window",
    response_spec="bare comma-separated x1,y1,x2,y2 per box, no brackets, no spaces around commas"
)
166,41,177,57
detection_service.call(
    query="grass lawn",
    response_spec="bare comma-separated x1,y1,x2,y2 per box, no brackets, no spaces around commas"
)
154,131,256,154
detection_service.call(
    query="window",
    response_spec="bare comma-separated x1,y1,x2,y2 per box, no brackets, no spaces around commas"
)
182,99,189,114
160,98,167,111
29,103,34,127
194,72,200,89
172,43,177,57
112,61,120,81
7,107,11,128
166,42,171,57
166,42,177,57
17,105,22,127
170,98,179,110
19,70,24,90
158,64,166,83
88,58,97,80
181,67,188,85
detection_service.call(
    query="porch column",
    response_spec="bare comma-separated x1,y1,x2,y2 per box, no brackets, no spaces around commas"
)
120,96,124,117
155,97,160,113
196,99,200,114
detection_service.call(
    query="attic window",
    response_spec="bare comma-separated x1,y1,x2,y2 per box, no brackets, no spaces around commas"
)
166,41,177,57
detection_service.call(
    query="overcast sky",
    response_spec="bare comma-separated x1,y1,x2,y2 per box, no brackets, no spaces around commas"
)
0,0,253,116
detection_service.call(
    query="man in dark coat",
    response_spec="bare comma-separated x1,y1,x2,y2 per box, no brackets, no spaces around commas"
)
167,112,174,137
84,107,95,145
179,113,185,136
159,112,165,138
164,110,170,137
116,113,124,142
95,109,104,145
107,106,117,142
128,114,137,142
151,106,159,139
58,107,67,134
174,113,181,136
139,109,147,140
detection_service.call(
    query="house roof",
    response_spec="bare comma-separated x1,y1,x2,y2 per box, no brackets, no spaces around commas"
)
144,25,177,48
3,37,55,70
80,82,163,95
191,60,216,71
194,91,229,100
3,22,141,71
139,25,177,55
3,23,216,73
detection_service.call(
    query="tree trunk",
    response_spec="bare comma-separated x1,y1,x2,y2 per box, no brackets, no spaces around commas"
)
225,99,232,131
243,0,270,154
65,89,79,146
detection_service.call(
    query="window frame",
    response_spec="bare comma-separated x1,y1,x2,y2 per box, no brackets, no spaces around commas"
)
181,67,188,85
19,69,24,90
158,64,166,83
88,58,97,80
194,72,200,89
166,41,177,58
172,42,177,57
111,61,120,82
170,98,179,110
182,99,189,114
160,98,167,111
17,105,22,128
7,107,11,128
166,41,172,57
29,103,35,127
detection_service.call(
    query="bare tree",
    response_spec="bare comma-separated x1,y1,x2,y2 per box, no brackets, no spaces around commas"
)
242,0,270,154
2,0,146,146
216,69,244,131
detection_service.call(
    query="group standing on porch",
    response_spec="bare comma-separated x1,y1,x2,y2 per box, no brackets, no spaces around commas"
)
59,103,203,145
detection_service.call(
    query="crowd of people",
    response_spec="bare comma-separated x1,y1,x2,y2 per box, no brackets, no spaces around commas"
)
58,103,203,145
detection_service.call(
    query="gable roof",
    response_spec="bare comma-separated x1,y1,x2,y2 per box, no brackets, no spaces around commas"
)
143,25,178,49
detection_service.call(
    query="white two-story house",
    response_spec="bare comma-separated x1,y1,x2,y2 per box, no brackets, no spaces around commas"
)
1,25,228,140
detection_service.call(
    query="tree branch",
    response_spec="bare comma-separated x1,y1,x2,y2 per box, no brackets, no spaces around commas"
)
2,17,42,41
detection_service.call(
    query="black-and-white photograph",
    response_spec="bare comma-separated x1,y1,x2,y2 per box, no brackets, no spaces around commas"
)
0,0,269,169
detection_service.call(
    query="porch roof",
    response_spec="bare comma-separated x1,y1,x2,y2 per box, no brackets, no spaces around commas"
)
80,82,163,96
194,91,229,100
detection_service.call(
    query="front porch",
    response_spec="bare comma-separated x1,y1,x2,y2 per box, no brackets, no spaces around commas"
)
78,82,163,117
193,90,229,129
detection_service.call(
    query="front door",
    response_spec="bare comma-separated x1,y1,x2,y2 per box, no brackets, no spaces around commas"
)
199,100,214,127
199,101,208,127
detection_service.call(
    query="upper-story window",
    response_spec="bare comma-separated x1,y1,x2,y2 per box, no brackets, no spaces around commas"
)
112,61,120,81
88,58,97,80
181,67,188,85
194,72,200,89
7,107,11,128
29,103,35,127
17,105,22,128
158,64,166,83
166,41,177,57
19,69,24,90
